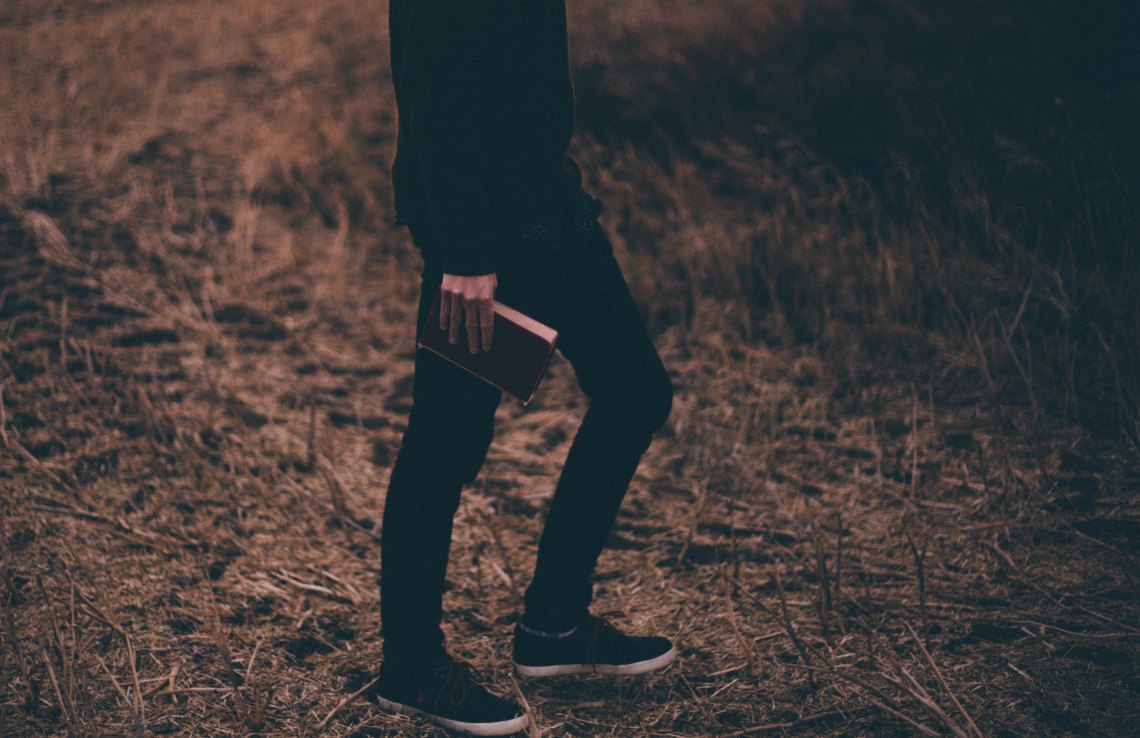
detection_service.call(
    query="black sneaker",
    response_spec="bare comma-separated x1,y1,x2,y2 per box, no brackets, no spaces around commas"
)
512,610,677,677
375,652,528,736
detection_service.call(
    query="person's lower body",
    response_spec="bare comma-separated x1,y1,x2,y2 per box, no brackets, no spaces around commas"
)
377,215,675,732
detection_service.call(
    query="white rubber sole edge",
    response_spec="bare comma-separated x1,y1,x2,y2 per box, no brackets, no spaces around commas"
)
375,694,529,736
513,645,678,678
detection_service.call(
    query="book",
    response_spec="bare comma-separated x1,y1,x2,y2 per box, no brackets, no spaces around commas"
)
416,289,559,406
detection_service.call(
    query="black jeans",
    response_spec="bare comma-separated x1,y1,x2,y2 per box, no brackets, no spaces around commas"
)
379,213,673,667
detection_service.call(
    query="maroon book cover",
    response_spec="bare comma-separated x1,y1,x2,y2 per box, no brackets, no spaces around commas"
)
417,289,559,405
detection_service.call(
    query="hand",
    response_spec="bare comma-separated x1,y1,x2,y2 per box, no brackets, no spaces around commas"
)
440,272,498,354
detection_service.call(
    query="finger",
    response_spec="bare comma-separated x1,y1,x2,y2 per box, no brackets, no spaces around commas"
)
448,294,463,345
480,300,494,352
439,290,451,333
465,302,481,354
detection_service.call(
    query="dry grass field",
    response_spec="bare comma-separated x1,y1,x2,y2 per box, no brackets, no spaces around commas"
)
2,0,1138,736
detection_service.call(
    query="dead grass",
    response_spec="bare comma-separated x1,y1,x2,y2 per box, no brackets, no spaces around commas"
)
2,0,1138,736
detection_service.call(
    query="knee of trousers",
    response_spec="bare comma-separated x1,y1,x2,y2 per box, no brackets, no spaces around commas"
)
397,409,496,487
638,370,674,433
596,369,674,440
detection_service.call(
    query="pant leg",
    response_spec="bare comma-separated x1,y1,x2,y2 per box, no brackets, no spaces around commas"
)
379,255,503,666
500,221,674,631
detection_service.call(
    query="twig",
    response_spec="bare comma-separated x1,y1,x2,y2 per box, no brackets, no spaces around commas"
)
26,502,192,552
246,636,265,685
508,672,541,738
721,566,756,676
2,571,39,711
474,503,521,598
314,675,381,732
78,590,146,736
904,622,983,738
785,658,943,738
304,564,365,604
833,512,847,635
66,576,81,724
773,568,815,690
729,496,741,587
94,652,131,706
143,686,230,697
1006,661,1033,682
1003,619,1138,639
861,694,942,738
718,710,845,737
39,637,78,738
142,663,182,702
307,400,317,470
7,436,73,492
672,479,707,571
272,568,354,604
910,383,920,497
906,533,929,635
815,534,833,643
0,377,11,449
824,665,942,737
322,454,351,525
36,576,79,729
988,541,1140,634
59,292,69,371
889,662,970,738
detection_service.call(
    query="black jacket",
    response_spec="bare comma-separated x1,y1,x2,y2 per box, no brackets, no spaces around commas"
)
389,0,583,275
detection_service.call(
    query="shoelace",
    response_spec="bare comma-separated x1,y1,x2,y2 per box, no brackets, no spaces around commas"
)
585,609,628,673
429,656,485,707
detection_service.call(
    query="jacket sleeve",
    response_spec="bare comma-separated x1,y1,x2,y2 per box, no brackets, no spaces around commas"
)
406,0,501,276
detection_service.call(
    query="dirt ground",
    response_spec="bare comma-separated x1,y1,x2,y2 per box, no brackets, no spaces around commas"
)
2,1,1138,736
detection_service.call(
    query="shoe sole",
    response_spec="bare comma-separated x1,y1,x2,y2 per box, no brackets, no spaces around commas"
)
375,695,529,736
513,645,677,678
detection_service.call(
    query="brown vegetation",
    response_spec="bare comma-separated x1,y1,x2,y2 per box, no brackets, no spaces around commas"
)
2,0,1137,736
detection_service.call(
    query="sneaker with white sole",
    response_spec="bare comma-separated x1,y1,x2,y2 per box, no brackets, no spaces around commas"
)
512,610,677,677
375,652,528,736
